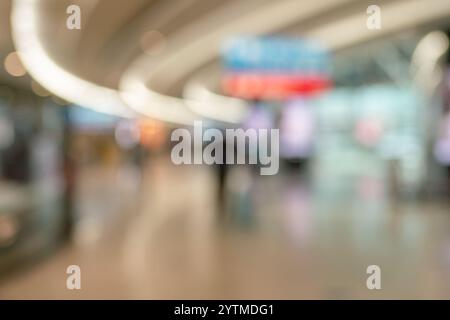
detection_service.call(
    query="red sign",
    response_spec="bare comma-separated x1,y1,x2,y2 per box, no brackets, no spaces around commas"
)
222,73,332,100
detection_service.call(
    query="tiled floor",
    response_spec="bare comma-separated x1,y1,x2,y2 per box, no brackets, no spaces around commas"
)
1,156,450,299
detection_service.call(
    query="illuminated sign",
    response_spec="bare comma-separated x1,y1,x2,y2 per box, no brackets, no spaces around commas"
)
222,73,331,99
223,36,330,73
222,36,332,99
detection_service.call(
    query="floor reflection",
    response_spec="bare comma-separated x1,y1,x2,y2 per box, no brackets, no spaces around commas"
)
1,156,450,299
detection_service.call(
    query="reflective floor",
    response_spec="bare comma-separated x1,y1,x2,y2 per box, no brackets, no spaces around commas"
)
1,156,450,299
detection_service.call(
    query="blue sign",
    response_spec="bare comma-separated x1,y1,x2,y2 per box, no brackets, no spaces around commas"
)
222,36,331,73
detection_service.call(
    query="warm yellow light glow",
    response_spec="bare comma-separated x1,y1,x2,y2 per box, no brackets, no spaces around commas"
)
11,0,135,118
31,80,50,97
140,30,167,56
4,52,26,77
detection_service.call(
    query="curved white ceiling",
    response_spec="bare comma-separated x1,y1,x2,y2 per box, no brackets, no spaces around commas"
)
11,0,135,118
120,0,355,124
9,0,450,124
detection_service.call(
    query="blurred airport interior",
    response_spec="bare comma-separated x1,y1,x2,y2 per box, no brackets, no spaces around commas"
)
1,0,450,299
